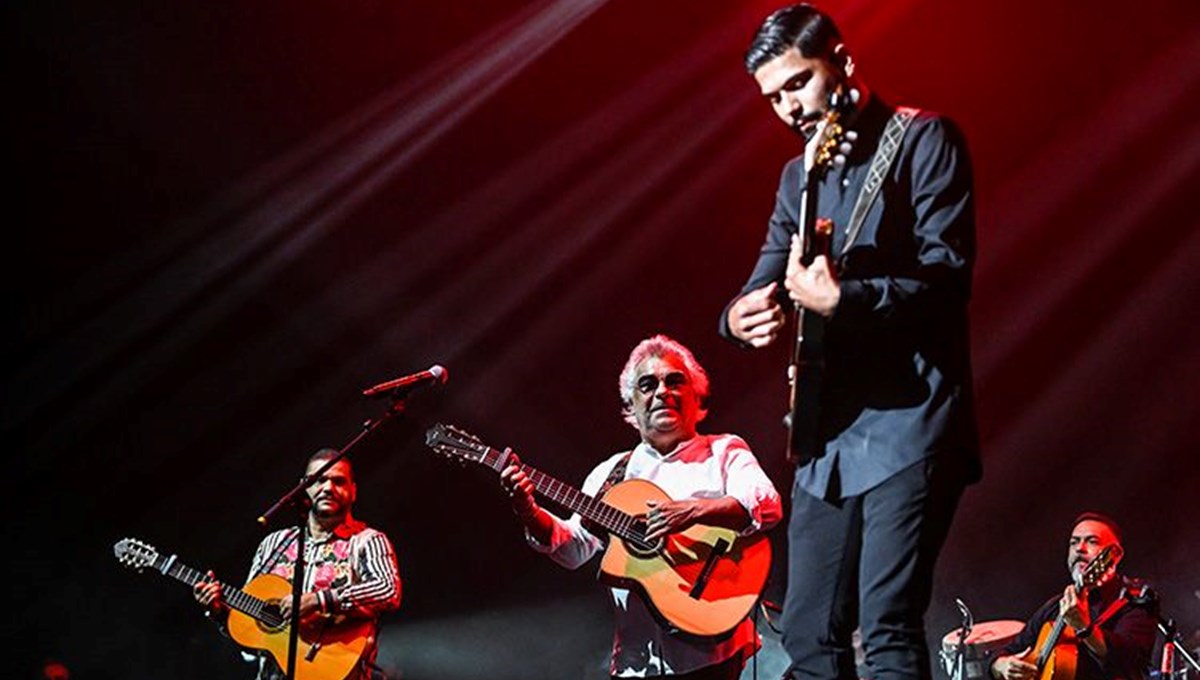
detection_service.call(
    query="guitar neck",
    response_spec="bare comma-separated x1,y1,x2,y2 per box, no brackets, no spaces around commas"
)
1036,612,1070,670
150,553,278,625
475,444,638,540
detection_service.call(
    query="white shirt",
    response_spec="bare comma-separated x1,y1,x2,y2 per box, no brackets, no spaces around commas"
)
528,433,783,677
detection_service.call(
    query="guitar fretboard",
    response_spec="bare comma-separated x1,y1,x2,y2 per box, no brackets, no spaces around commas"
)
152,554,283,627
475,444,642,542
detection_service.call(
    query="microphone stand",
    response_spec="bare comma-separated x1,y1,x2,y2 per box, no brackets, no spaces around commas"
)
1127,585,1200,677
952,598,974,680
256,394,409,680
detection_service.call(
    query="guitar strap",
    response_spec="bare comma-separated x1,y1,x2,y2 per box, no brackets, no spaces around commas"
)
582,452,633,539
840,107,918,257
258,526,302,577
598,451,633,497
1088,589,1132,632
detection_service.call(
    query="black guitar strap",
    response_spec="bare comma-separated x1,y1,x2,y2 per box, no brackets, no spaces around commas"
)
841,107,918,257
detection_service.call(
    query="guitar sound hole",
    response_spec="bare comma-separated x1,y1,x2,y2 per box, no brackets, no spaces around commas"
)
627,518,664,558
261,600,288,632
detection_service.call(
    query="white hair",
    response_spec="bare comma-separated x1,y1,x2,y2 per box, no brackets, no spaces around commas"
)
618,334,710,427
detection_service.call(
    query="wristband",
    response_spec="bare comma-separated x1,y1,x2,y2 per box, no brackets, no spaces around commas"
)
317,590,330,613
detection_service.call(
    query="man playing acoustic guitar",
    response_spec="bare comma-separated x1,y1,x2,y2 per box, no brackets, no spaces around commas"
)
990,513,1156,680
193,449,402,680
500,335,783,679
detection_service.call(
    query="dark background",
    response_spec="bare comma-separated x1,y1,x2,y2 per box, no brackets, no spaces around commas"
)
7,1,1199,678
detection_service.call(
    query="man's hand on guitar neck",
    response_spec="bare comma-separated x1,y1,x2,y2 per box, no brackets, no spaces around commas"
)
500,456,554,544
1060,584,1109,659
1060,583,1090,632
193,570,227,615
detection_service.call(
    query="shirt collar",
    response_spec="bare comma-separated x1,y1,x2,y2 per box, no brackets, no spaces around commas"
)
308,515,365,542
636,434,701,460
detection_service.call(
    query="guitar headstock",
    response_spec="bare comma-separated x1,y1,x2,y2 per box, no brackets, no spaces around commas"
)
114,537,159,572
424,423,491,467
1077,544,1118,590
810,86,859,173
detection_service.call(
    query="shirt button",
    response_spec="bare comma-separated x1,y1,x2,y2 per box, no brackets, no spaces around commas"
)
842,178,851,187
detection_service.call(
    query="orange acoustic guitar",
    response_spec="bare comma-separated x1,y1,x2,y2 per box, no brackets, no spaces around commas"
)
424,423,772,638
114,538,370,680
1022,544,1118,680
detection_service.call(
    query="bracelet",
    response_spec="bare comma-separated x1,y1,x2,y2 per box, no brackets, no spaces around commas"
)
317,590,330,613
1076,624,1094,640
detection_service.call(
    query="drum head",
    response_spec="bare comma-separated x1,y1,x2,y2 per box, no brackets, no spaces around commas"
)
941,619,1024,649
939,620,1025,680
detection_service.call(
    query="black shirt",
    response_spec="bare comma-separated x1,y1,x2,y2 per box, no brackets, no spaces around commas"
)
993,576,1157,680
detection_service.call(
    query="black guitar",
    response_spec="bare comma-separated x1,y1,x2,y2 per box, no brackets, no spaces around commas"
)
785,88,856,464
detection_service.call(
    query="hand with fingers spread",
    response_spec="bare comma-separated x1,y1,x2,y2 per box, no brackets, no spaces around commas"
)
785,234,840,317
726,282,785,347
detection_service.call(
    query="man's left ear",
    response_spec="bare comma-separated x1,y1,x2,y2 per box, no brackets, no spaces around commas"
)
831,43,854,77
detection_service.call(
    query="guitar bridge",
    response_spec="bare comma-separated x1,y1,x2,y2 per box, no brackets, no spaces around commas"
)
688,538,730,599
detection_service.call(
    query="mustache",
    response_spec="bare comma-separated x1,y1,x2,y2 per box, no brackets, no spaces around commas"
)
791,110,824,139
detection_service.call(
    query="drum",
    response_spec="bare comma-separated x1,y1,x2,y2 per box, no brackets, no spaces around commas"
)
939,619,1024,680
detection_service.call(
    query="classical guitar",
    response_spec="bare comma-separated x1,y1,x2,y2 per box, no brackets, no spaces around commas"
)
113,538,370,680
424,423,771,638
784,87,855,464
1023,544,1118,680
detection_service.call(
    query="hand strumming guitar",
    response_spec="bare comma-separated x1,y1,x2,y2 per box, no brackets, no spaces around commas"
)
785,234,840,317
643,497,752,542
990,647,1035,680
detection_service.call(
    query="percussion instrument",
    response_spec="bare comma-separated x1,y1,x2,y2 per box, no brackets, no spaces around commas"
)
939,619,1025,680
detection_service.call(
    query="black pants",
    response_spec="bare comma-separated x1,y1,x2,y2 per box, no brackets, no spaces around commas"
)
781,457,964,680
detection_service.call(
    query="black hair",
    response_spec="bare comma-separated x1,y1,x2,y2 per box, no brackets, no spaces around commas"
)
745,4,844,73
307,447,353,482
1072,511,1123,545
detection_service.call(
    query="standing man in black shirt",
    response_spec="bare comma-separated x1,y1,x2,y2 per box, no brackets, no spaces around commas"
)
720,5,980,679
990,513,1156,680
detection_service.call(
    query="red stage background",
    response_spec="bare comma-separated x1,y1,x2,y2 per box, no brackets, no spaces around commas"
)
8,1,1199,677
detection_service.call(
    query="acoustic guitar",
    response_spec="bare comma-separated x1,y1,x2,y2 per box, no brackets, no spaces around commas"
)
1023,544,1118,680
113,537,370,680
424,423,771,638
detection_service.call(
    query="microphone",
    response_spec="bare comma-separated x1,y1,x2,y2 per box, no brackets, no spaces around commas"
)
362,365,448,398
